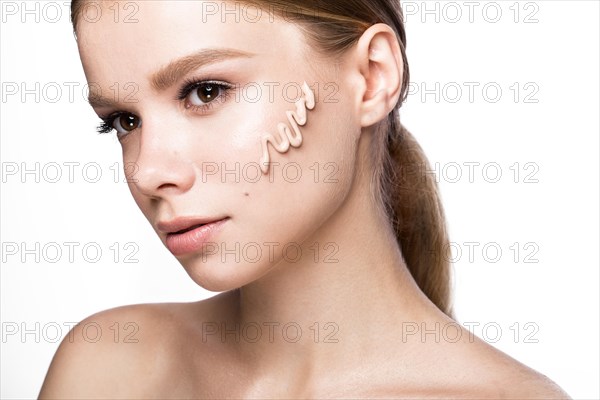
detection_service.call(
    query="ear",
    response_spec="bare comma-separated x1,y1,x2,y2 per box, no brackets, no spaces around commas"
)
351,23,404,128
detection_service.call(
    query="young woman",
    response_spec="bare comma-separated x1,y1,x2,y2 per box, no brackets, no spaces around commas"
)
39,0,571,398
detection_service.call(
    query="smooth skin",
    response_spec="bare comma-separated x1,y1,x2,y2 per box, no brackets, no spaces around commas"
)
39,2,570,398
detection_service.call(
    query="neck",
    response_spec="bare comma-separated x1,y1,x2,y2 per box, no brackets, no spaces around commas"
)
220,160,442,385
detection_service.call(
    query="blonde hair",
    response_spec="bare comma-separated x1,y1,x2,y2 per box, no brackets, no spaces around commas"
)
71,0,454,318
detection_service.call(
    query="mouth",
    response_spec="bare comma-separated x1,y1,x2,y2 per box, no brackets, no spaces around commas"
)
174,223,206,234
157,216,228,235
157,217,230,256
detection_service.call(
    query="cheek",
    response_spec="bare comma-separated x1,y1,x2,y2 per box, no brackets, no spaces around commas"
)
220,92,359,248
120,144,152,212
125,178,152,222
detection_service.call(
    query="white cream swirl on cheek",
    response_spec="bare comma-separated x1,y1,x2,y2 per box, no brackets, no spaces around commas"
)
259,81,316,174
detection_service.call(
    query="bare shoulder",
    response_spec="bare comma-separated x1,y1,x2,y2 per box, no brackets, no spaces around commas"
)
504,371,572,399
38,296,225,399
453,334,572,399
489,358,571,399
378,315,573,399
376,338,572,399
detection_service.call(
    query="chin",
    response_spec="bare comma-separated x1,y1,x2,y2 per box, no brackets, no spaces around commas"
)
182,260,269,293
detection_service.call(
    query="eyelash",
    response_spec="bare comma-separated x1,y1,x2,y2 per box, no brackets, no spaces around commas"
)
96,114,122,134
96,79,235,135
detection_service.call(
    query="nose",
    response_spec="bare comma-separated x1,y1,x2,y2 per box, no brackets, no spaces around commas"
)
127,116,195,199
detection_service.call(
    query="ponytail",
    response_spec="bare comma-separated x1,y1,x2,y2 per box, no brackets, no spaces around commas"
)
382,111,454,318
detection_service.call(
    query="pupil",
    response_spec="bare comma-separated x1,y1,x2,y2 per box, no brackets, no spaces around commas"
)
199,84,217,102
120,114,138,131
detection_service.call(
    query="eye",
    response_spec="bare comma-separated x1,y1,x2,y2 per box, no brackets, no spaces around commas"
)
187,83,220,107
178,80,234,112
114,113,141,134
97,112,142,136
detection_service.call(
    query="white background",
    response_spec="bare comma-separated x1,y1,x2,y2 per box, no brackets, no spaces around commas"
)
1,1,598,398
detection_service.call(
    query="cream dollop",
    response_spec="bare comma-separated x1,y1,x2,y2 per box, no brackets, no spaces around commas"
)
259,81,316,174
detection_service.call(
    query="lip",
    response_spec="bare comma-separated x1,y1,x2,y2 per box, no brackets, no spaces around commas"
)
157,216,228,234
159,217,229,256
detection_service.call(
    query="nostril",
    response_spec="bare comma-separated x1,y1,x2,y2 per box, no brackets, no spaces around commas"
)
157,182,179,191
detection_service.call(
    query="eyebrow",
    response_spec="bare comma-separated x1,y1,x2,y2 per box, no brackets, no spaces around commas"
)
88,48,254,108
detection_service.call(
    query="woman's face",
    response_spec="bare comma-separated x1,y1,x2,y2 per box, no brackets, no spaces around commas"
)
77,1,363,291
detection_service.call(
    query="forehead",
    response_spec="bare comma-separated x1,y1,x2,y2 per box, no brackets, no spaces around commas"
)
76,0,308,85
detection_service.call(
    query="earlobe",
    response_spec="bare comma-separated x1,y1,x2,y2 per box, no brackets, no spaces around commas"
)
360,90,388,127
355,24,404,128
